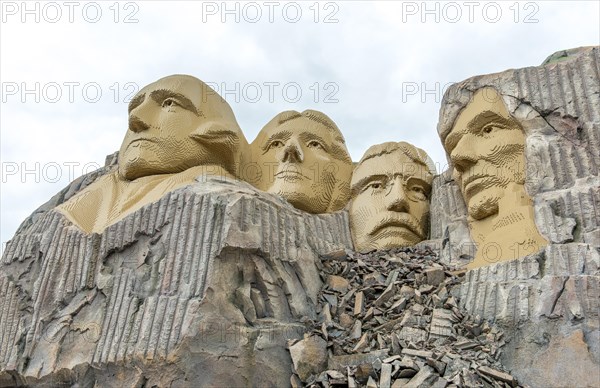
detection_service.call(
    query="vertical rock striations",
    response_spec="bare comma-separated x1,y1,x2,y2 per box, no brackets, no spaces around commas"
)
0,175,352,387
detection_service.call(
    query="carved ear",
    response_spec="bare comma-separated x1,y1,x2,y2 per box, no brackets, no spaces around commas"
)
189,121,241,176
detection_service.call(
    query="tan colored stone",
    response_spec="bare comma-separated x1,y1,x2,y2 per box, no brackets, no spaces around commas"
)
441,87,547,269
57,74,249,233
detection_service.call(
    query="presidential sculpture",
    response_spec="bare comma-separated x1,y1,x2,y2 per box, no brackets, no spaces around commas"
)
1,46,598,388
57,74,249,233
349,141,435,252
440,87,547,268
250,110,353,213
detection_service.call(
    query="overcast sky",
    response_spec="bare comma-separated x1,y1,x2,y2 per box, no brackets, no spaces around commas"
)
1,0,598,247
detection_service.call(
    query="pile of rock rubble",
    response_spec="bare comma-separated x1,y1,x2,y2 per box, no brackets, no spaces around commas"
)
288,247,524,388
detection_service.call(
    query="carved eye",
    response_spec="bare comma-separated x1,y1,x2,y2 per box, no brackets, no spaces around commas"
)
162,98,180,108
481,123,504,134
363,181,385,193
307,140,323,149
268,140,284,150
409,185,427,200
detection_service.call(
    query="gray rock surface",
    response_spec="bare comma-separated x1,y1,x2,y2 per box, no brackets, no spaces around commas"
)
0,167,352,387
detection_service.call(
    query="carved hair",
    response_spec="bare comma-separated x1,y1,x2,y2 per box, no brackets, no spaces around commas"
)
357,141,436,177
262,110,351,163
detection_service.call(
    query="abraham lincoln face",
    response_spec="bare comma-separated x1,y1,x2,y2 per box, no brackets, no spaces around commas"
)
444,88,526,220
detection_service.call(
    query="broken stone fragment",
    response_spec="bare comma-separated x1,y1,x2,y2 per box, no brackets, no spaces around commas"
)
404,365,438,388
391,378,411,387
328,275,350,293
328,350,389,371
380,362,392,388
349,319,362,339
402,349,433,359
366,375,378,388
427,357,447,375
289,335,328,382
326,369,345,379
354,291,365,316
477,365,516,385
374,283,396,306
424,267,445,286
364,271,386,286
355,363,376,384
352,333,370,352
339,313,354,328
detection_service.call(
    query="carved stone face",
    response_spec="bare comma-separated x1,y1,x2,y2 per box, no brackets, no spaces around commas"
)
252,112,352,213
444,88,526,220
118,74,242,181
350,145,433,252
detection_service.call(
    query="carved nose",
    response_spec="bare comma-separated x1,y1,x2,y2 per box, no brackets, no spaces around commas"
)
281,139,304,163
128,116,150,133
386,178,409,212
450,136,477,173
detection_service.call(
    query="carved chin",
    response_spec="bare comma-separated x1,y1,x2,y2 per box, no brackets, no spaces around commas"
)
118,157,156,181
118,162,142,181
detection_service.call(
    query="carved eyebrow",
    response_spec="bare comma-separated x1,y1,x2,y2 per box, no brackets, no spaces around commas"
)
405,176,432,195
444,132,461,153
299,132,327,144
445,110,513,151
149,89,200,116
351,173,432,197
128,93,145,114
261,130,292,151
468,111,513,131
299,131,351,161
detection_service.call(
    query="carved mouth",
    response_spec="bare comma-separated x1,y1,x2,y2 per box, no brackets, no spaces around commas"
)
371,218,422,239
275,170,309,180
462,174,492,195
127,138,157,148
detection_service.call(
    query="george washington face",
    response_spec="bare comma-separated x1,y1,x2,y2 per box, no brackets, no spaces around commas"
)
118,74,245,181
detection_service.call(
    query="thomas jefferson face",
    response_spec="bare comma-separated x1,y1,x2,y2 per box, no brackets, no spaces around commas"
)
119,75,218,180
254,115,351,213
444,88,526,220
350,147,432,252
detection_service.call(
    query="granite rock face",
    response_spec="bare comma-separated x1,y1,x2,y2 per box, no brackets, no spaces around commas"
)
0,162,352,387
425,46,600,387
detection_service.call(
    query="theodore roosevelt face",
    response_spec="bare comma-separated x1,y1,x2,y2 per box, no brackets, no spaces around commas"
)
350,143,433,252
